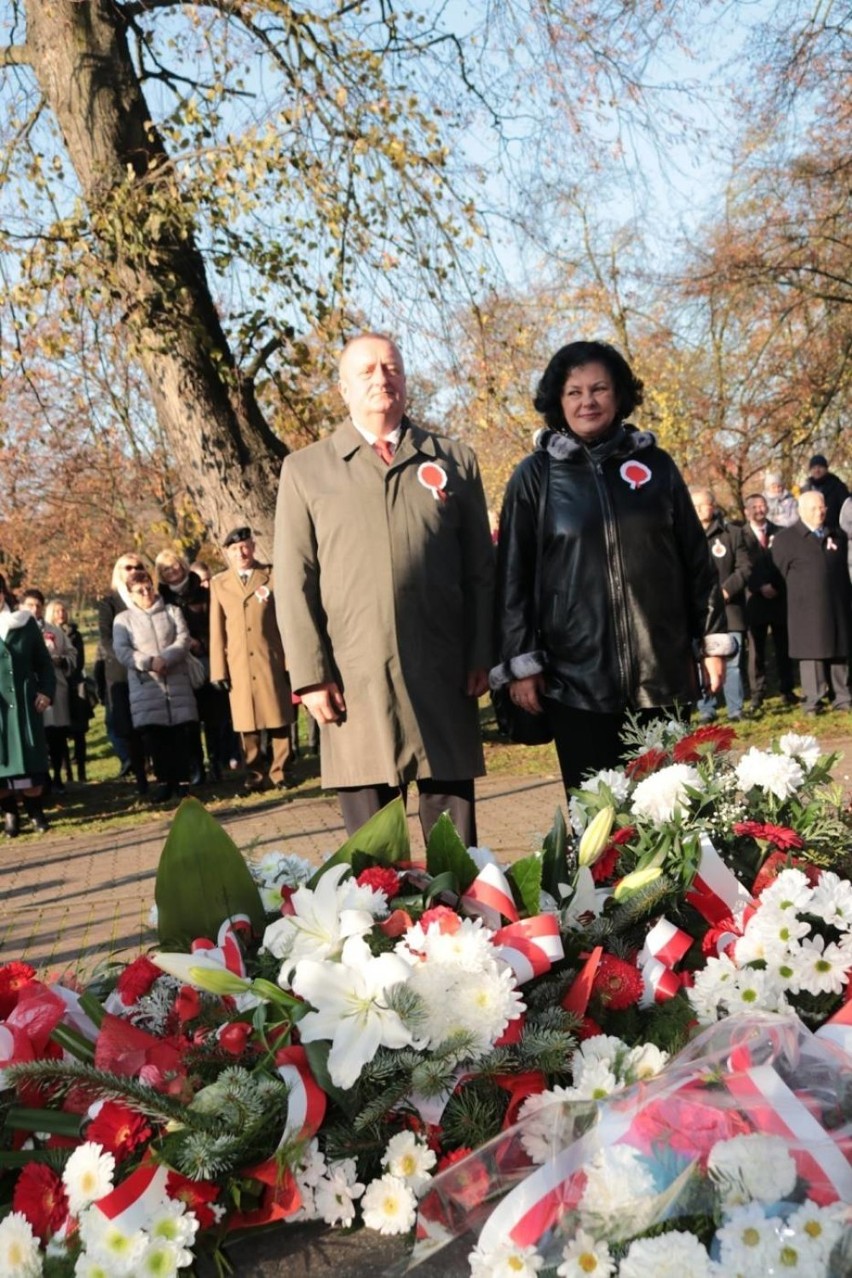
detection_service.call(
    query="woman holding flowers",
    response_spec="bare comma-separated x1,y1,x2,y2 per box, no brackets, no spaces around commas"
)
492,340,734,793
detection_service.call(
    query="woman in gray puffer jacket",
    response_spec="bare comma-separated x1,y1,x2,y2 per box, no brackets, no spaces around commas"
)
113,571,198,802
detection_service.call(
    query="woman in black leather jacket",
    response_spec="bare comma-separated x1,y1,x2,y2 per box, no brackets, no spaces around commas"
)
492,341,733,793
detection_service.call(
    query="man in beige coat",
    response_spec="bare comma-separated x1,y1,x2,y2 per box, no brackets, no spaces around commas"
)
209,527,294,790
274,332,494,843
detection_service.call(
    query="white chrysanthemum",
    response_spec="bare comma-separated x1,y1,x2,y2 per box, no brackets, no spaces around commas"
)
74,1259,109,1278
630,763,701,822
557,1228,615,1278
382,1131,437,1195
778,733,822,770
688,954,741,1022
623,1042,669,1082
314,1158,365,1226
296,1138,328,1188
469,1239,544,1277
793,934,852,996
759,868,813,913
62,1142,116,1215
734,909,810,964
619,1230,712,1277
708,1133,797,1206
339,879,391,915
809,871,852,933
785,1200,847,1263
262,863,376,979
761,1233,825,1277
729,967,787,1015
714,1202,776,1274
0,1212,42,1278
360,1174,417,1235
253,851,313,888
79,1222,148,1276
517,1086,580,1164
571,1034,626,1076
580,1145,655,1219
569,770,631,833
148,1199,199,1253
569,1058,619,1100
735,747,804,800
400,916,495,971
137,1239,184,1278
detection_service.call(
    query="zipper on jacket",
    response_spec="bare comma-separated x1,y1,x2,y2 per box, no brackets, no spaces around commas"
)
591,459,634,703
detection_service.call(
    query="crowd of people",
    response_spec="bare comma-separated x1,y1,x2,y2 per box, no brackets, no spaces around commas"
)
1,334,850,840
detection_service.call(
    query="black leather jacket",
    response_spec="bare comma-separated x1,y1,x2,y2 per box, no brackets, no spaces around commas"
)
493,424,729,713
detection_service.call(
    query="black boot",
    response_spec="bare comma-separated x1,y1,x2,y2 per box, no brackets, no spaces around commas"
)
1,796,19,838
23,796,48,834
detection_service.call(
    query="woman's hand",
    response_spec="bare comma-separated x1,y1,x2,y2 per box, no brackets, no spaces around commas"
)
150,656,168,676
509,673,546,714
700,655,726,695
34,693,51,713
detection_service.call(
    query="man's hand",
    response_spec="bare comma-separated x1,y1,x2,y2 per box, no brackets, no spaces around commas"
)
301,681,346,724
213,678,231,693
760,584,778,599
700,655,726,695
465,668,489,698
509,673,546,714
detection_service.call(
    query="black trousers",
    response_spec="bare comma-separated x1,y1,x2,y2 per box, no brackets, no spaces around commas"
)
747,619,795,702
338,778,476,846
546,700,680,797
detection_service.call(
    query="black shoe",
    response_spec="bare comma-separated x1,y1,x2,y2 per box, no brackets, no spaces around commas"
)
23,799,48,834
118,759,133,778
276,775,298,791
52,780,67,795
782,693,800,707
176,783,190,799
4,810,19,837
152,784,174,804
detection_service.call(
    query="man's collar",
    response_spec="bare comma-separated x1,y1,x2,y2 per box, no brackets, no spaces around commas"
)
333,416,438,460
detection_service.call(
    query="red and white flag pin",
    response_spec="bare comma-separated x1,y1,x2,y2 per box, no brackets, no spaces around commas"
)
418,461,448,501
620,460,651,489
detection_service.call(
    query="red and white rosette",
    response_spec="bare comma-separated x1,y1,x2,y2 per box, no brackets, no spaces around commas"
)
462,863,519,928
493,916,564,985
686,834,755,925
191,914,252,979
417,460,448,502
638,918,692,1006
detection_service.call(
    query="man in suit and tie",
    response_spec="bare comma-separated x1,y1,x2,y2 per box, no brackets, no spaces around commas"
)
209,526,295,790
741,494,797,710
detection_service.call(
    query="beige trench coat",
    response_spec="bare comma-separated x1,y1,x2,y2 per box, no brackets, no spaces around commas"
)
273,420,494,788
209,563,294,732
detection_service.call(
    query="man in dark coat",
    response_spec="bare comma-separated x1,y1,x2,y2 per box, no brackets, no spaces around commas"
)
802,454,849,528
741,494,797,710
690,489,753,722
771,491,852,714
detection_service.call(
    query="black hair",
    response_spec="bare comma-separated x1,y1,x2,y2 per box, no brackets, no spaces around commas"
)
21,587,45,605
533,340,644,434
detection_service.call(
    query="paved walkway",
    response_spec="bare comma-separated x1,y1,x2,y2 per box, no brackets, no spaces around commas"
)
1,772,566,973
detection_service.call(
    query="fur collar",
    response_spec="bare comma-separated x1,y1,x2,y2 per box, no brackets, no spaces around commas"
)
0,606,35,641
534,422,656,462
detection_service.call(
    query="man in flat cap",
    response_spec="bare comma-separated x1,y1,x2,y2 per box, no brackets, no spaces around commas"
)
802,454,849,529
274,332,494,844
209,526,295,790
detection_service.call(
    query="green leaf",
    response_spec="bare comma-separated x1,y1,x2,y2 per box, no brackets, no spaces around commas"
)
423,870,459,905
508,854,542,917
308,797,409,888
541,808,569,897
425,811,478,890
301,1040,351,1108
155,797,265,948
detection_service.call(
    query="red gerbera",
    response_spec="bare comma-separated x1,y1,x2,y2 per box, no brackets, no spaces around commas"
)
356,865,401,900
87,1100,152,1160
733,821,804,852
0,961,37,1019
590,843,620,883
591,954,643,1010
752,850,821,895
115,955,162,1007
166,1171,221,1229
673,724,736,762
626,748,669,780
12,1162,69,1241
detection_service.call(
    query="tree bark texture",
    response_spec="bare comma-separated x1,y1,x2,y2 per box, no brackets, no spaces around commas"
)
23,1,288,545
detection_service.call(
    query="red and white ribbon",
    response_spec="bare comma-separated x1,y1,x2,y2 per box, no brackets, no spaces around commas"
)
687,835,755,925
639,918,692,1007
275,1045,326,1144
462,863,519,927
493,916,563,984
92,1162,170,1232
726,1064,852,1205
191,914,252,979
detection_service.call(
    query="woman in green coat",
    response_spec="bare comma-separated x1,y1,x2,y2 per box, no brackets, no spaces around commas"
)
0,573,56,835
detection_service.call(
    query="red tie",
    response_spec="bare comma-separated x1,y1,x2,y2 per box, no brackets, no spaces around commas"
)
373,438,395,465
758,527,767,548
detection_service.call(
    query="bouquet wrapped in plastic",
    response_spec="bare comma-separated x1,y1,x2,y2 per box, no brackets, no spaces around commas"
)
411,1012,852,1276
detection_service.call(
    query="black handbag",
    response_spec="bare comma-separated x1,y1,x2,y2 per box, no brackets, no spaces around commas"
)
491,454,553,746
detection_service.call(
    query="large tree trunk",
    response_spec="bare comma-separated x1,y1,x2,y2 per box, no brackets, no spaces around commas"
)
23,0,288,546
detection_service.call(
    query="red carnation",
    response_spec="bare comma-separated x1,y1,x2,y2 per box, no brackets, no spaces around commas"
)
218,1021,252,1056
175,985,202,1024
626,748,668,780
0,962,37,1019
356,865,401,900
591,954,643,1010
577,1016,603,1040
166,1171,221,1229
752,849,821,895
115,955,162,1007
87,1100,152,1160
673,725,737,762
12,1162,69,1241
419,905,461,934
733,821,804,852
591,843,620,883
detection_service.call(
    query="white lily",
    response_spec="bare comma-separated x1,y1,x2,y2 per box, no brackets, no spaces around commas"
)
292,935,415,1089
263,863,375,983
152,950,252,995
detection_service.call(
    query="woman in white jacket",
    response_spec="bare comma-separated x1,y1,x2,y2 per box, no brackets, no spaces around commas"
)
113,572,198,803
